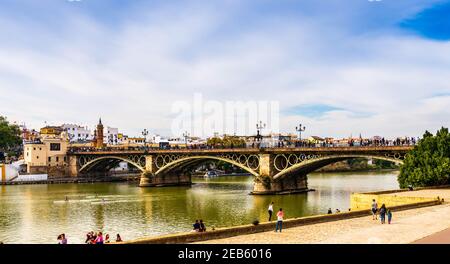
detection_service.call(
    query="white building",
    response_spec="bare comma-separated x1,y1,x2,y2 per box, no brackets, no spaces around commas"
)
62,124,92,143
105,127,119,145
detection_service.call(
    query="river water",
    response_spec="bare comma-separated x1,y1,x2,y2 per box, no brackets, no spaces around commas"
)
0,171,399,244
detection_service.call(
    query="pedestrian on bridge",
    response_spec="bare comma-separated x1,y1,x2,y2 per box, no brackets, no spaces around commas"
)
268,202,274,221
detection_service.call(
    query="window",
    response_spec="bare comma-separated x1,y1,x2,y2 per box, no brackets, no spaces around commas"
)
64,157,67,162
27,152,29,157
36,156,39,159
50,143,61,151
33,147,36,150
48,157,51,162
56,157,59,162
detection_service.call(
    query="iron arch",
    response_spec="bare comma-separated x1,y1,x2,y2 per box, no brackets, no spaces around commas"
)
155,156,259,177
79,155,146,173
272,155,403,181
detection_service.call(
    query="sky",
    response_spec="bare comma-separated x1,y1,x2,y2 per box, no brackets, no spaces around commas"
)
0,0,449,139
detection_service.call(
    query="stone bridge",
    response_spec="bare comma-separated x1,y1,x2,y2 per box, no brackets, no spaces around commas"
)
68,146,412,194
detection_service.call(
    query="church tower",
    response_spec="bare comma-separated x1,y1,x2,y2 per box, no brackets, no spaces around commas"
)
96,118,104,148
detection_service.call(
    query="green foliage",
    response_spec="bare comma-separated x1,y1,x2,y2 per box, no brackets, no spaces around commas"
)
0,116,21,152
207,135,246,148
398,127,450,188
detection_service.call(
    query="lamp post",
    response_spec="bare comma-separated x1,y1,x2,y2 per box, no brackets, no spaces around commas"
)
142,129,149,149
296,124,306,141
256,121,266,142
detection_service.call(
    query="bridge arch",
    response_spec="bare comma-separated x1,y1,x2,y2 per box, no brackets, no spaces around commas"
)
272,155,403,181
79,155,146,173
154,155,260,177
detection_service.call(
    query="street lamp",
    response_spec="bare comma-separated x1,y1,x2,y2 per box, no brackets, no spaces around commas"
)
256,121,266,142
142,129,149,149
296,124,306,140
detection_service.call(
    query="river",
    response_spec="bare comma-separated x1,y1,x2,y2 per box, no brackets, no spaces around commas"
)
0,171,399,244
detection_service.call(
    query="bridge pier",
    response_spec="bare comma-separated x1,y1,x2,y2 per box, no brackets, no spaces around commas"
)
251,154,311,195
139,171,191,187
251,174,310,195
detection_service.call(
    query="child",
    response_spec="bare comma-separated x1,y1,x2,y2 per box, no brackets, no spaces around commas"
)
387,209,392,224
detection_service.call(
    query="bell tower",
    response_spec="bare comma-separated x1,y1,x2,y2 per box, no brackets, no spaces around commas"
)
96,118,104,148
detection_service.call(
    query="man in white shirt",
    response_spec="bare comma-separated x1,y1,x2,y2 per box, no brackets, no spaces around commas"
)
268,202,274,221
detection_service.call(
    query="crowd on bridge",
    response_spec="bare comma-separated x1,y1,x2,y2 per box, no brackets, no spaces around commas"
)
68,136,418,153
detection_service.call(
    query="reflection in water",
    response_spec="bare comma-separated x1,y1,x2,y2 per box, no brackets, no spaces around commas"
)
0,171,399,244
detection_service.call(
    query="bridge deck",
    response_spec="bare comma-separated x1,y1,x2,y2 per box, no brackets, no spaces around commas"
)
69,146,413,155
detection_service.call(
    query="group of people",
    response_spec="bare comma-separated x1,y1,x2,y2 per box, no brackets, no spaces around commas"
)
57,234,68,244
192,220,207,232
372,199,393,224
327,208,350,214
267,202,285,232
84,231,122,244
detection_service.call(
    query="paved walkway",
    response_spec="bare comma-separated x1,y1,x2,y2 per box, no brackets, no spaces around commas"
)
412,228,450,244
197,201,450,244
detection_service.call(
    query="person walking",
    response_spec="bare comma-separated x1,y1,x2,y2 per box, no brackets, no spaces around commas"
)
379,204,386,224
275,208,284,233
387,208,393,224
268,202,274,221
371,199,378,220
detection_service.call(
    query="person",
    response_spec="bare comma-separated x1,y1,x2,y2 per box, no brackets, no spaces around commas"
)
371,199,378,220
104,234,110,243
95,232,104,244
193,220,200,232
199,220,206,232
275,208,284,232
408,184,414,191
61,234,67,244
327,208,332,214
65,196,69,202
116,234,123,242
379,204,386,224
335,209,340,213
387,209,392,224
57,234,62,244
85,232,92,244
268,202,274,221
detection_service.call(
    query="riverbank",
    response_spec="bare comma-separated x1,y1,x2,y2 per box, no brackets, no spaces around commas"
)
196,188,450,244
121,187,450,244
0,175,140,185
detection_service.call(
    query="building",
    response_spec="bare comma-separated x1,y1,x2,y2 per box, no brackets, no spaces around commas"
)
92,118,105,148
62,124,92,143
105,126,119,145
40,126,63,138
23,132,69,175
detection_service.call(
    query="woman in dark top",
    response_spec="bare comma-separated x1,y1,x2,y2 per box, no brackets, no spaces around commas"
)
379,204,387,224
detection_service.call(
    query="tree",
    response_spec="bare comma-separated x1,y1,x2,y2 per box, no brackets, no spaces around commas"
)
398,127,450,188
0,116,22,153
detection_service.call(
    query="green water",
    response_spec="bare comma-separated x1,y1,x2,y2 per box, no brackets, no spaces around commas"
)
0,171,399,244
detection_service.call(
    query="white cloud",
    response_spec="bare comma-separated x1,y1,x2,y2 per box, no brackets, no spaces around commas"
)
0,1,449,138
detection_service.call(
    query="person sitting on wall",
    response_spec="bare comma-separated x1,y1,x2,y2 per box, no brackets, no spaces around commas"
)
199,220,206,232
193,220,200,232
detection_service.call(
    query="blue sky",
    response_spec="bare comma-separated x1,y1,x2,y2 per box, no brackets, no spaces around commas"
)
0,0,449,138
